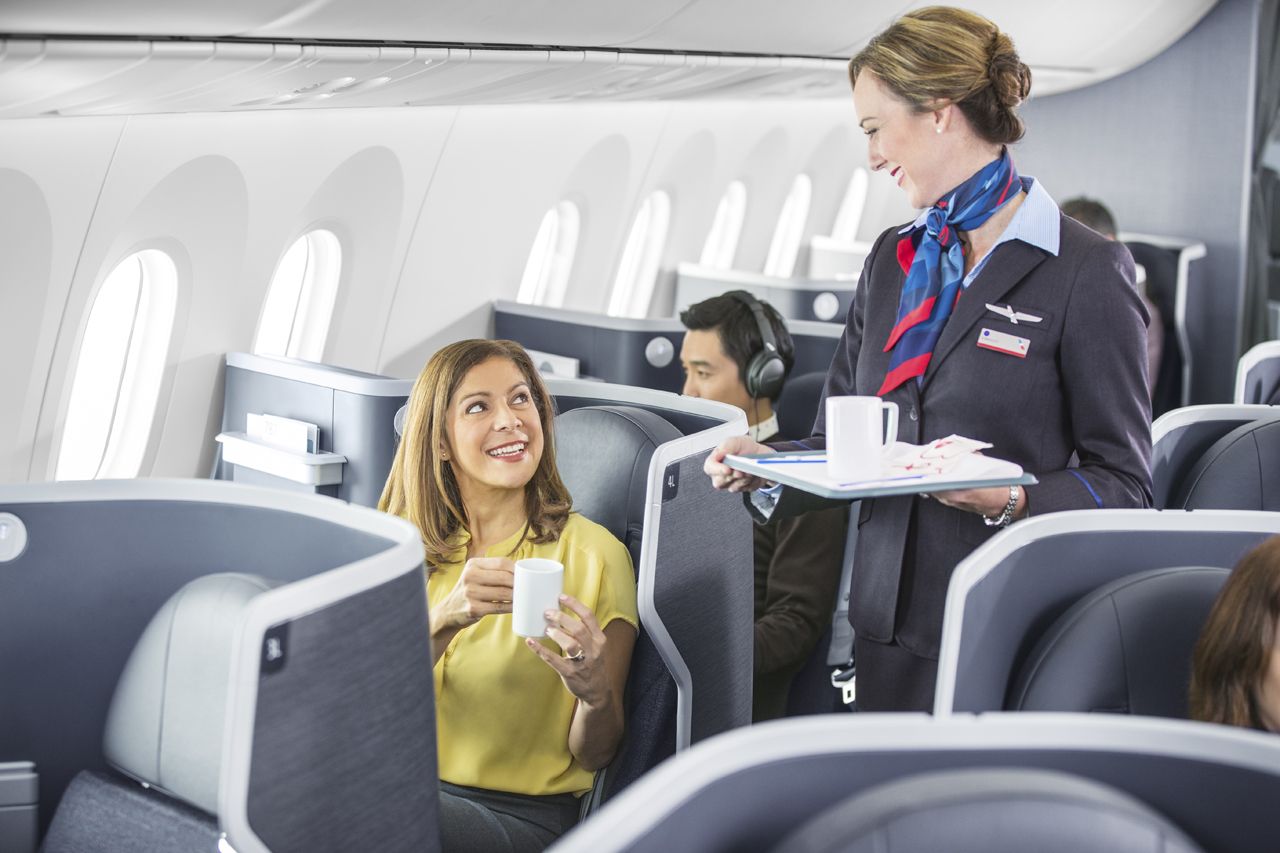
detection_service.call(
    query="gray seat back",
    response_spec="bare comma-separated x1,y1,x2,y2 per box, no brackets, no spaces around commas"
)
775,371,826,441
1234,341,1280,404
934,510,1280,716
1009,567,1228,716
553,714,1280,853
554,400,753,802
1151,404,1279,508
556,406,680,558
772,767,1203,853
1176,418,1280,510
44,573,276,853
555,406,683,802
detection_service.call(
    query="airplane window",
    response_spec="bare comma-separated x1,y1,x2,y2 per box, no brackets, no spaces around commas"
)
253,229,342,361
830,168,869,244
55,250,177,480
699,181,747,270
517,201,580,308
763,173,812,278
607,190,671,318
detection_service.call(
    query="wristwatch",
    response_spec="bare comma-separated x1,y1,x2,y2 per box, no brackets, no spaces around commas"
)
983,484,1021,528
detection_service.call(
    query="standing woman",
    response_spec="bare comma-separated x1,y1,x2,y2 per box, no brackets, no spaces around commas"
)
704,7,1151,712
381,339,637,852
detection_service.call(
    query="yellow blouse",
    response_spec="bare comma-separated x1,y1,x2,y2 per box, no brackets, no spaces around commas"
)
428,513,638,796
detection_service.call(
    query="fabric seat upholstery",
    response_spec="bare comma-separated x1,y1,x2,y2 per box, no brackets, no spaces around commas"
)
1175,418,1280,510
772,767,1204,853
775,371,826,442
42,573,277,853
1008,566,1228,716
554,406,682,803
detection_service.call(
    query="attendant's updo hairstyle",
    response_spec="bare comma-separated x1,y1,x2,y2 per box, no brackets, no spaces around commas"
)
849,6,1032,146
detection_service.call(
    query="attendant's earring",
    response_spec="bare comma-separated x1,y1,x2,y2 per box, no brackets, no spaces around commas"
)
936,127,942,134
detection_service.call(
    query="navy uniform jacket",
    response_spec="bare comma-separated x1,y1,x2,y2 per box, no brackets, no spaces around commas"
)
772,214,1153,659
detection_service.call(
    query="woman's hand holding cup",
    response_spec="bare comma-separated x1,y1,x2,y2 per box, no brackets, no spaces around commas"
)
704,435,776,493
433,556,516,631
525,594,611,707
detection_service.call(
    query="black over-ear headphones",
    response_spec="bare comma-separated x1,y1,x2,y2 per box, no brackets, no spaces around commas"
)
726,290,787,401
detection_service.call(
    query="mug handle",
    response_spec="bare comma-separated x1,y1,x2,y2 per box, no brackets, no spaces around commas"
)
880,401,899,447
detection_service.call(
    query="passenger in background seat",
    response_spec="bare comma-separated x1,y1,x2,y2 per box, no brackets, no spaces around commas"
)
380,339,637,852
679,291,848,720
1190,536,1280,732
1060,196,1164,397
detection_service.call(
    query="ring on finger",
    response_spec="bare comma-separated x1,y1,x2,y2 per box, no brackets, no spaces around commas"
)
567,649,585,662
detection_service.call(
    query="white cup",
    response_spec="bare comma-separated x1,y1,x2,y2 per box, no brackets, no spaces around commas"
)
826,396,899,483
512,558,565,637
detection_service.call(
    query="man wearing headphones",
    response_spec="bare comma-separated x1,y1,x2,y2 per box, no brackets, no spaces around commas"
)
679,291,848,720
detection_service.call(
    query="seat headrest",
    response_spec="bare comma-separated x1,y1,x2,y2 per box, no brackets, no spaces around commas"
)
393,403,408,439
1177,418,1280,510
772,767,1204,853
776,371,827,441
1009,566,1229,717
554,405,680,546
103,572,279,815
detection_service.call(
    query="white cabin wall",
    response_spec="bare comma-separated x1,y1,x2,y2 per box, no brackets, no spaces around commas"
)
0,118,125,483
377,102,666,378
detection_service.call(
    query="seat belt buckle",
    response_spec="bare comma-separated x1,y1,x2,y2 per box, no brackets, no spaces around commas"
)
830,663,856,706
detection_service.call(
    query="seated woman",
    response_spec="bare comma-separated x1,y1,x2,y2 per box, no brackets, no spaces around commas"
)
380,339,638,852
1190,536,1280,732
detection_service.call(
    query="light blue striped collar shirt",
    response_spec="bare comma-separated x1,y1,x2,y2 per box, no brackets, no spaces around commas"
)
897,176,1060,288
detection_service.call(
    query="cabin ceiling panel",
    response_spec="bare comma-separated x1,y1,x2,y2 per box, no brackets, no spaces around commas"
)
0,40,854,116
0,0,1220,115
2,0,1218,80
614,0,906,55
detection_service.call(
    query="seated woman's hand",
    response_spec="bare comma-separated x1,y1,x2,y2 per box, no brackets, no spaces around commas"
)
704,435,776,493
434,556,516,631
525,595,611,707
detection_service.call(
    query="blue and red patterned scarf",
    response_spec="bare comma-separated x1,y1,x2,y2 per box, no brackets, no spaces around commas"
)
877,148,1020,395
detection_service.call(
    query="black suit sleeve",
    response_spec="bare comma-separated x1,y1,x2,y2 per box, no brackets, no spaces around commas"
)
1024,238,1153,513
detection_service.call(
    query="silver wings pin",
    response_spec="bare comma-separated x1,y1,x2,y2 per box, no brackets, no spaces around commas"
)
984,303,1043,325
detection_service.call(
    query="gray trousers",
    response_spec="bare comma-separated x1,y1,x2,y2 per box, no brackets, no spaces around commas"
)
438,782,581,853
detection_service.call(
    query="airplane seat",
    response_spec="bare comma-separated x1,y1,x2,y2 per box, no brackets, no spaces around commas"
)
1007,567,1228,717
1233,341,1280,405
555,405,680,560
41,572,277,853
771,767,1204,853
554,714,1275,853
933,510,1280,716
1174,418,1280,510
1150,404,1280,508
553,405,684,808
1125,241,1182,418
775,371,826,441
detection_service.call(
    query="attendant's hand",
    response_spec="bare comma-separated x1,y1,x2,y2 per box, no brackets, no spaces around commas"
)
704,435,776,493
525,595,611,707
930,485,1025,520
431,557,516,631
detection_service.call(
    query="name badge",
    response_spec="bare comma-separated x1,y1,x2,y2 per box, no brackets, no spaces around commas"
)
977,327,1029,358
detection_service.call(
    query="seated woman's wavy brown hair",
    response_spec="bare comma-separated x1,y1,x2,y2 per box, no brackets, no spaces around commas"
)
1189,536,1280,730
378,339,571,566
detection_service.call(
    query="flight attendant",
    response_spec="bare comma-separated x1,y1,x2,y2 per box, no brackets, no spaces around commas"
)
704,6,1152,711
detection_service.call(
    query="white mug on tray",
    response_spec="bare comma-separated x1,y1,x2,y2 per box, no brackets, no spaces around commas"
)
826,396,899,483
